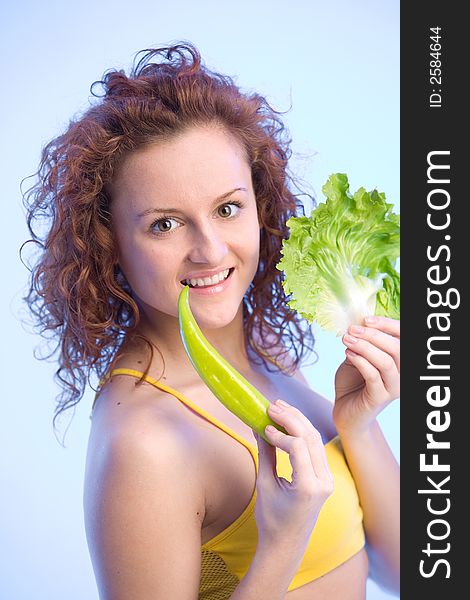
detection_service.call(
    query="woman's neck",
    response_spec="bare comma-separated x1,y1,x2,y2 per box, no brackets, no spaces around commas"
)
128,302,254,379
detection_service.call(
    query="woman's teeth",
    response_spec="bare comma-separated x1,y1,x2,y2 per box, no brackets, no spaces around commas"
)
183,268,231,288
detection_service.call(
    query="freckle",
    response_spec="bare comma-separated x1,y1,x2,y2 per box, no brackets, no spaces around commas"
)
137,361,142,364
117,402,121,405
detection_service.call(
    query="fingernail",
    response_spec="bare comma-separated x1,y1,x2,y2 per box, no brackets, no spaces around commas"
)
350,325,364,334
266,425,277,433
346,349,358,356
365,316,377,323
276,399,290,407
269,403,283,413
344,334,358,344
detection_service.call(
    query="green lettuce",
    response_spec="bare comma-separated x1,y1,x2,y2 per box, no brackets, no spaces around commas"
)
276,173,400,335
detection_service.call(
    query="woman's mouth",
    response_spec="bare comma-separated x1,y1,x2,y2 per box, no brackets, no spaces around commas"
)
180,267,235,290
181,267,235,297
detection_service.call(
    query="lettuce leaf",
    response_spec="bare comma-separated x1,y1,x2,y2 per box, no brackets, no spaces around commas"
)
276,173,400,335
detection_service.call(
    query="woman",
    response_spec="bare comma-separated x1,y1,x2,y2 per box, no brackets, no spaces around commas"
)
24,43,400,599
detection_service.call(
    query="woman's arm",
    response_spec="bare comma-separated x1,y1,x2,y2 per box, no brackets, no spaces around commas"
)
294,366,400,592
332,316,401,594
84,411,205,600
339,419,400,593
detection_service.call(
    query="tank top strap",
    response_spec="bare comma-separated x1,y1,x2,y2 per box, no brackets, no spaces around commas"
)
102,368,258,468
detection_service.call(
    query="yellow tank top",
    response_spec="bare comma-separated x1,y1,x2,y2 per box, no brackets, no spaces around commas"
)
93,368,365,598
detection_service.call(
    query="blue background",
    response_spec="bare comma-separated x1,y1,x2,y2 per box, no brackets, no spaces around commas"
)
1,1,399,598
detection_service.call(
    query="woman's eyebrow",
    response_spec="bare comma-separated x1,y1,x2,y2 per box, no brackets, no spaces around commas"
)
137,187,248,218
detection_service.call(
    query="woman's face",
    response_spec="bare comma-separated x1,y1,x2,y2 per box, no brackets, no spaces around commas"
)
109,125,261,330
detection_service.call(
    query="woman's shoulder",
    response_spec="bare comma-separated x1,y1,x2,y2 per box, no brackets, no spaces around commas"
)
83,374,206,576
91,341,180,428
86,372,207,515
88,370,199,465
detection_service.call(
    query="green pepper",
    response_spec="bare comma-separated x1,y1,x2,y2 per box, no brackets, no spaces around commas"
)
178,285,287,443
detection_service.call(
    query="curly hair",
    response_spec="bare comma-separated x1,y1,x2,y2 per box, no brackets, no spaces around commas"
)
22,41,317,436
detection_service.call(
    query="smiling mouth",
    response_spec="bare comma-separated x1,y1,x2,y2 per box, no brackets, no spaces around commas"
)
180,267,235,288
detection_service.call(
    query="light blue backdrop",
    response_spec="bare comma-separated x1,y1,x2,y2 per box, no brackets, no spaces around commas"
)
1,1,399,598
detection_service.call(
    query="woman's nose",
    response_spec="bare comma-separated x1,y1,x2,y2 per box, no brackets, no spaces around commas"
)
187,224,229,265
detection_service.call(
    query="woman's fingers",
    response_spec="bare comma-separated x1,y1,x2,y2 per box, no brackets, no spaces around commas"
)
343,316,401,397
254,432,278,482
253,405,335,547
264,427,319,492
266,401,333,483
344,349,390,401
345,322,400,372
364,315,400,339
342,334,399,397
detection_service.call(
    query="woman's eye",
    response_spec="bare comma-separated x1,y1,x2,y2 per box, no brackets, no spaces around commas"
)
150,217,180,235
219,202,241,218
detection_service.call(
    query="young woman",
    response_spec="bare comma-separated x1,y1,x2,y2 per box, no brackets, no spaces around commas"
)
24,43,400,599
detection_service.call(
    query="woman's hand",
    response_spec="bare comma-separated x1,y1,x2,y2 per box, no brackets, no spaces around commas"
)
333,316,400,436
254,400,334,549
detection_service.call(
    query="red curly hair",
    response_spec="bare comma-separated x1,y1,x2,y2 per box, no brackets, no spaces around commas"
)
22,42,317,437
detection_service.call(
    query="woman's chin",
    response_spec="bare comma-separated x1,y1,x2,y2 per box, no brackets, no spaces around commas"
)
189,297,243,331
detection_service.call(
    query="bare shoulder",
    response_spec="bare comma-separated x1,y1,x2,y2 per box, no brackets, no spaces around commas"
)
86,372,204,497
84,376,204,599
